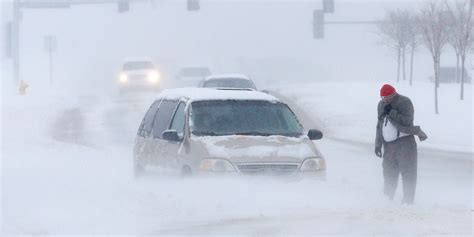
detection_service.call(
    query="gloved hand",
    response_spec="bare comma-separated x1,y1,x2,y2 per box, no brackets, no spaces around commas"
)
418,130,428,141
375,146,382,158
383,104,392,115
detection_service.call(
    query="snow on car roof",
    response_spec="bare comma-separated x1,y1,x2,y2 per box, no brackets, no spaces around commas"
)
204,74,251,81
157,87,278,102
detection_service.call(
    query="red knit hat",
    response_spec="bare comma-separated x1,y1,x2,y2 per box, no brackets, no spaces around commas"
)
380,84,396,97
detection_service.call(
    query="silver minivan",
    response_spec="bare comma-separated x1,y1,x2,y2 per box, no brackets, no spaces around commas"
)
133,88,326,177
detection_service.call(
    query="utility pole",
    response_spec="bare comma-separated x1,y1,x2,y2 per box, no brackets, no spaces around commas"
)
12,0,20,85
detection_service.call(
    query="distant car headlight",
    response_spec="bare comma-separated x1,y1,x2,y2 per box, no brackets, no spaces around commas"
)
199,159,236,172
147,71,160,83
299,158,326,171
119,73,128,83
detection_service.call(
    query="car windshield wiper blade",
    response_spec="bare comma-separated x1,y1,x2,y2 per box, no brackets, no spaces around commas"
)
193,131,302,137
235,132,303,137
234,132,273,136
192,131,225,136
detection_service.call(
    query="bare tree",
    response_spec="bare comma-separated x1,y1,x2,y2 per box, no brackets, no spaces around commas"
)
377,9,411,82
406,11,421,85
399,11,411,82
419,0,449,114
446,12,462,84
446,0,473,100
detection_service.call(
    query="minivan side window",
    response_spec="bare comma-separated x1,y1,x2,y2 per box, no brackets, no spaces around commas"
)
138,100,161,137
152,100,179,139
170,102,186,137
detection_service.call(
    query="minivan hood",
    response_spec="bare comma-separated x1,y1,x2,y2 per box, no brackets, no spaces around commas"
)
193,135,320,163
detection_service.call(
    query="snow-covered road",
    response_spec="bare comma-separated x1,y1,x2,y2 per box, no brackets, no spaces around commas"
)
2,89,473,236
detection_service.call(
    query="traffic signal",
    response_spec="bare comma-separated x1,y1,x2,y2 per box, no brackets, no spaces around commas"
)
313,10,325,39
187,0,200,11
118,0,129,13
323,0,334,14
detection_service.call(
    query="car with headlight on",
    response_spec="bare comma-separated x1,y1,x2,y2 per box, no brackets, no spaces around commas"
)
118,58,161,92
199,74,257,90
133,88,326,178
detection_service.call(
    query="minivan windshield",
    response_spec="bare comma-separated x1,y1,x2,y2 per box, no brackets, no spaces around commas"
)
203,79,256,89
190,100,303,137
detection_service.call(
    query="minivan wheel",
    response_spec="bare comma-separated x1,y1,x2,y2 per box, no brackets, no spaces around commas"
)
181,166,192,177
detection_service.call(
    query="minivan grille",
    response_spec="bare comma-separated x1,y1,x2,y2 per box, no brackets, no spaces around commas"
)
236,163,299,175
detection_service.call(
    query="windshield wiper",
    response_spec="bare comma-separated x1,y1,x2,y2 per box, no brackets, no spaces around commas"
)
235,132,303,137
234,132,273,136
192,131,224,136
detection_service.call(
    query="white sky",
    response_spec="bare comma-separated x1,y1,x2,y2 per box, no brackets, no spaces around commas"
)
0,0,466,89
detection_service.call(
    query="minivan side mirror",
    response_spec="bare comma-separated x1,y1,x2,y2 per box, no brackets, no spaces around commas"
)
308,129,323,140
162,130,182,142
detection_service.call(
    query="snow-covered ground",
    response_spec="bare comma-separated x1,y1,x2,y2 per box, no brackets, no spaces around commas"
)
2,80,472,236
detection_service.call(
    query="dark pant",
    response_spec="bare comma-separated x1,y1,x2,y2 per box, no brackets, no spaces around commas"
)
382,136,418,204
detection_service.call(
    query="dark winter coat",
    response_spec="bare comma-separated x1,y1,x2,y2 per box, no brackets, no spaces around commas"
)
375,94,422,148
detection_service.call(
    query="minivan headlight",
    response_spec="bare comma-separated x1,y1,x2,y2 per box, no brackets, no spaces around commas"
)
300,158,326,171
119,73,128,83
147,71,160,83
199,159,236,172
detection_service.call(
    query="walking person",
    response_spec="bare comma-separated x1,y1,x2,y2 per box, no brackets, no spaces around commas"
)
375,84,427,204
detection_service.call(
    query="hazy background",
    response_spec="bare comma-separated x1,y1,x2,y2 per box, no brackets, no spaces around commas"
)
1,0,463,92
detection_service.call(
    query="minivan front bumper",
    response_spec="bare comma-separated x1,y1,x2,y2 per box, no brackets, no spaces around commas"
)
198,158,326,179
